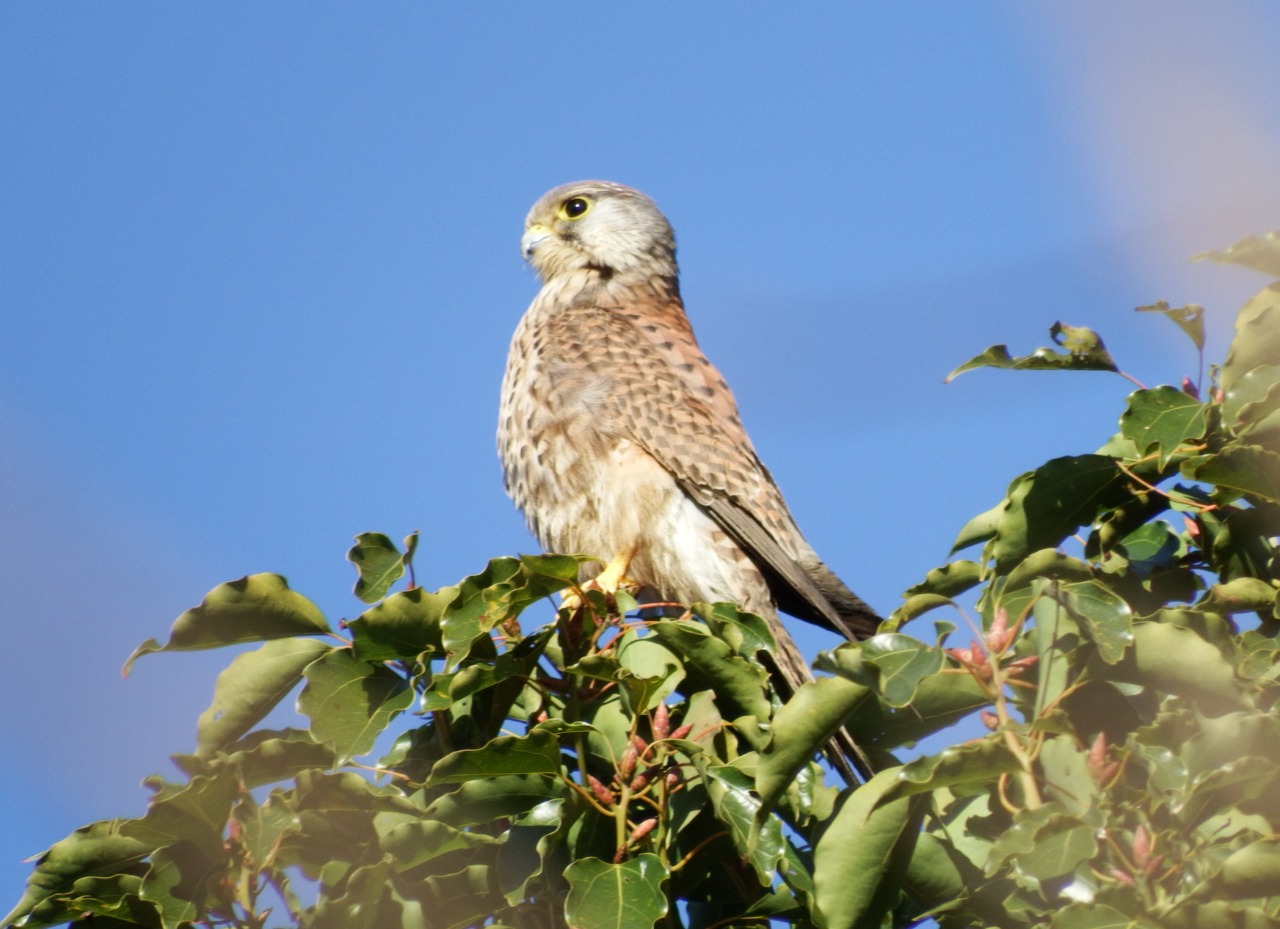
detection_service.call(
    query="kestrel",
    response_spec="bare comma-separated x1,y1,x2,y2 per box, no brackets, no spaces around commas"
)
498,181,881,771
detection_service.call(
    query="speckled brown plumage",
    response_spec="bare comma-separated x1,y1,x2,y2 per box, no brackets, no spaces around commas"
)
498,181,881,777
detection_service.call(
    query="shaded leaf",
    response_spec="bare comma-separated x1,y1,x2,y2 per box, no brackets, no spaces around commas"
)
987,803,1096,880
124,574,329,673
563,855,668,929
991,456,1130,569
1218,837,1280,899
1057,580,1133,664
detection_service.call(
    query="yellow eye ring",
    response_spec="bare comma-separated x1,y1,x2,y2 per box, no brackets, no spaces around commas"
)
559,196,592,220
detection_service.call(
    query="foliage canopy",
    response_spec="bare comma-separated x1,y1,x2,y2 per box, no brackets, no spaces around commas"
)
7,233,1280,929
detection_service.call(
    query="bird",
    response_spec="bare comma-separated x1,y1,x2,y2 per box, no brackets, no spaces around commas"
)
497,180,882,777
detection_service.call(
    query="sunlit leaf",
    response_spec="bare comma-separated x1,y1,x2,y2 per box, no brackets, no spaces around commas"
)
1119,387,1208,468
426,731,563,784
347,532,407,604
812,769,915,929
563,855,668,929
946,322,1117,382
125,574,330,673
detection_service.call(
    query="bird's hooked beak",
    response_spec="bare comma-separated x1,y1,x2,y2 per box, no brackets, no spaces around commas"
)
521,223,552,261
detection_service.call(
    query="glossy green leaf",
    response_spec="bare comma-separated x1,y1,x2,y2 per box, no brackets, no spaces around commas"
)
298,649,413,762
829,633,944,707
755,675,871,813
124,574,330,673
120,776,237,858
425,774,565,829
1058,579,1133,664
347,532,407,604
705,764,786,884
194,637,331,758
904,561,984,599
1222,363,1280,437
426,730,562,784
1119,387,1208,467
812,769,915,929
563,855,668,929
648,618,772,721
885,739,1020,801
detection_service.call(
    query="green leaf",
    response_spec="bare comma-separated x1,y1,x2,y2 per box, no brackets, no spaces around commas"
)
185,728,336,788
904,561,984,599
755,676,871,814
1219,281,1280,393
194,637,332,759
615,633,684,714
649,618,772,722
951,502,1004,553
425,775,565,829
1185,444,1280,505
347,532,407,604
426,730,563,784
1119,387,1208,467
885,739,1021,802
124,574,330,674
563,855,668,929
704,764,786,884
827,633,944,707
298,648,413,762
1050,902,1157,929
121,776,237,859
946,322,1118,382
986,803,1096,880
991,456,1130,569
1218,837,1280,899
1196,577,1278,616
348,586,449,662
4,821,151,929
1118,622,1252,712
1057,580,1133,664
139,840,217,929
812,769,915,929
1222,364,1280,438
1136,301,1206,352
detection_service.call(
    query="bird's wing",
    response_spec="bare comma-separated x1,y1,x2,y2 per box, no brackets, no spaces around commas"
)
542,301,875,639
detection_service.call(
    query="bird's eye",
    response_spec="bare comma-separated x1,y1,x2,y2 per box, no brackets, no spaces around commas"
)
560,196,592,220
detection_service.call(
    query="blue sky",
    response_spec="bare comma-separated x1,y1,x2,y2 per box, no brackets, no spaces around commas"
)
4,2,1280,901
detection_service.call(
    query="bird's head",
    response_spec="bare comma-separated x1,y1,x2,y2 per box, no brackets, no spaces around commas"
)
521,181,677,284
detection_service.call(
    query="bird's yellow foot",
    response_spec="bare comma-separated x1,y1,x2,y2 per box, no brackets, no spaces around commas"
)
561,549,637,612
